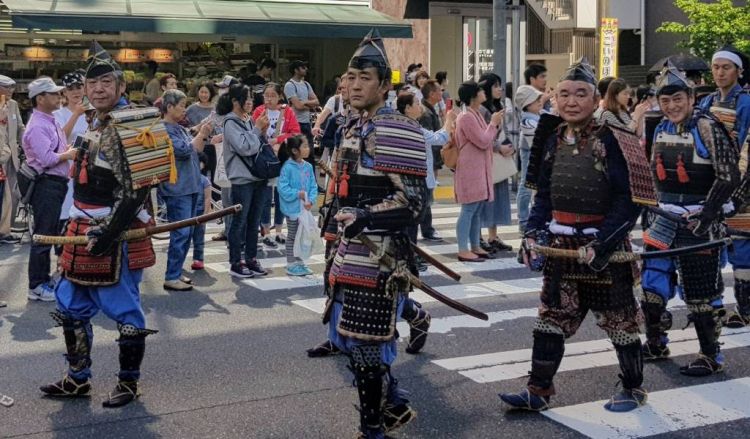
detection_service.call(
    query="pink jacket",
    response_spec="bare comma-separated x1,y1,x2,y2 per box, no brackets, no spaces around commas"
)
454,108,499,204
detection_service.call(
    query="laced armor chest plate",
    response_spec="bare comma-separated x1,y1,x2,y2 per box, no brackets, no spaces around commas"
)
335,133,392,208
651,130,714,200
550,137,610,216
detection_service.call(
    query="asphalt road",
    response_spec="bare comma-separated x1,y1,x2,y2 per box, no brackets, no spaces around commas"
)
1,202,749,439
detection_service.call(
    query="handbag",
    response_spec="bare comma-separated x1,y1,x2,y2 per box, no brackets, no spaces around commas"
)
492,141,517,184
440,133,459,170
225,118,281,180
17,161,39,204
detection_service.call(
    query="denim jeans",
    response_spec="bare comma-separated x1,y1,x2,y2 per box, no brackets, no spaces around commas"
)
221,186,233,236
164,193,198,281
456,201,483,252
420,189,436,238
517,146,533,232
192,203,206,262
229,181,269,264
261,186,284,228
29,176,68,288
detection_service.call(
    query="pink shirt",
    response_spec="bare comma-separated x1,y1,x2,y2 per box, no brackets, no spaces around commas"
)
22,109,70,178
454,108,499,204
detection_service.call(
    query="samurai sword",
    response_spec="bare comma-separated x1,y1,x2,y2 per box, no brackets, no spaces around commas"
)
646,205,750,238
33,204,242,245
411,243,462,281
357,234,488,321
532,237,731,262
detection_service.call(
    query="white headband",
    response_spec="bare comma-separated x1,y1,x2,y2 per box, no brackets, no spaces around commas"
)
713,51,743,69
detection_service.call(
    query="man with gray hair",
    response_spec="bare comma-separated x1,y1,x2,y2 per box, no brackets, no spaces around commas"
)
0,75,24,245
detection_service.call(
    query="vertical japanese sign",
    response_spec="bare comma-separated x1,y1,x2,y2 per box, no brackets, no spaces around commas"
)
599,18,618,79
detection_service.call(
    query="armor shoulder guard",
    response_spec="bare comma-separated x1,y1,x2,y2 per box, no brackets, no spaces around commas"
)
598,123,658,206
525,112,563,190
370,112,427,177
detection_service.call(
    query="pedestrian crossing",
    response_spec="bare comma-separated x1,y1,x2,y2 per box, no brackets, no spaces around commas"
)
220,201,746,439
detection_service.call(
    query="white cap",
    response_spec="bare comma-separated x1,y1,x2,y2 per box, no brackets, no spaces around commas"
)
215,75,236,88
0,75,15,88
28,77,64,99
514,85,543,112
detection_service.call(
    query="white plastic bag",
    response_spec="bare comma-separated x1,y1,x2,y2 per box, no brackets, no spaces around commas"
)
293,201,323,260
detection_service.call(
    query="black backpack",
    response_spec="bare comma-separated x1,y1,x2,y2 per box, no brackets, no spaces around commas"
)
224,118,281,180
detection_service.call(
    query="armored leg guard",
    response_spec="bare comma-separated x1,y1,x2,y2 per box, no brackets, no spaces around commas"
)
351,346,387,438
402,300,430,355
499,330,563,411
726,279,750,328
103,324,157,408
383,371,416,432
40,312,92,397
605,339,647,412
641,292,672,361
680,309,724,377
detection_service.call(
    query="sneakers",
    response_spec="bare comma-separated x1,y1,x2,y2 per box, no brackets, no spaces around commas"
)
604,387,648,412
489,239,513,252
211,232,227,241
275,234,287,245
40,374,91,397
422,233,443,242
0,234,21,244
499,389,551,411
286,264,312,276
191,260,205,270
230,262,255,279
262,236,278,249
163,279,193,291
28,283,56,302
246,259,269,276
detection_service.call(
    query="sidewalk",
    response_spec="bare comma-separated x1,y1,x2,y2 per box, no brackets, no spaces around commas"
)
433,169,455,201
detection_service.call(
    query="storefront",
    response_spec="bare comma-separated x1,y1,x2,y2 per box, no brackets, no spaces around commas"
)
0,0,412,107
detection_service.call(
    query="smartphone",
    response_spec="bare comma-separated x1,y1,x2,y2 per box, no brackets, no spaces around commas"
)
446,98,453,111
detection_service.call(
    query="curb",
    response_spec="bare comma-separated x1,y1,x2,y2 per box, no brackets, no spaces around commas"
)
434,186,454,201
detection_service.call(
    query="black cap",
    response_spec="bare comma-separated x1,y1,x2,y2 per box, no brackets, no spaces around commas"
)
288,60,308,74
656,60,693,96
85,41,122,79
349,29,390,73
559,56,596,85
62,71,84,88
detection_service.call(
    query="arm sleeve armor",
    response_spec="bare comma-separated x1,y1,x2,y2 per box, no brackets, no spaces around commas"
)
367,172,427,231
699,117,741,218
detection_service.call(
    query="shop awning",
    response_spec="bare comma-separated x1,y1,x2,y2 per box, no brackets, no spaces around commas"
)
3,0,413,39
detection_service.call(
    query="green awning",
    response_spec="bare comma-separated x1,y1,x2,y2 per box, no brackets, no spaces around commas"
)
4,0,413,38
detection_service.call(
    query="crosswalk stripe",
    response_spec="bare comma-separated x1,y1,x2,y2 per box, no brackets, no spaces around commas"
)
543,377,750,439
433,326,750,383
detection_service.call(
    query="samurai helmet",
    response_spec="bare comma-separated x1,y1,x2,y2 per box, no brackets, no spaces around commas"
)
559,56,596,86
349,29,391,82
85,40,122,79
656,60,693,96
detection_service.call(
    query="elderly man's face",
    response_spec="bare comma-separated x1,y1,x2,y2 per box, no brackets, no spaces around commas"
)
85,73,125,112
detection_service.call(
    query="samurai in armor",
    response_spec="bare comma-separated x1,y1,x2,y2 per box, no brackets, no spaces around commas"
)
40,42,158,408
323,30,427,438
698,46,750,328
640,63,740,374
500,58,649,413
308,38,431,361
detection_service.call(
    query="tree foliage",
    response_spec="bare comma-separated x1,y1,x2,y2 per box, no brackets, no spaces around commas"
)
657,0,750,60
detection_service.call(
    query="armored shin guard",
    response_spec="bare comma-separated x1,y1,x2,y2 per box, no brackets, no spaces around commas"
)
527,331,565,397
103,324,157,408
614,340,644,390
727,279,750,327
40,312,93,397
641,293,672,360
402,300,430,355
350,345,386,437
680,309,724,377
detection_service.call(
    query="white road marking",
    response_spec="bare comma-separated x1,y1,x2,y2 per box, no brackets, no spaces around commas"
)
543,377,750,439
434,326,750,383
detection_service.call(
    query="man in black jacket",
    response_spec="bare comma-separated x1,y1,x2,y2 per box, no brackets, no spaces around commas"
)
417,79,444,242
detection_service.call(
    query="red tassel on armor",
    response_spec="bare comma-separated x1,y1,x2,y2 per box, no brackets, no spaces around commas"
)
676,153,689,183
338,164,350,198
655,153,667,181
78,156,89,185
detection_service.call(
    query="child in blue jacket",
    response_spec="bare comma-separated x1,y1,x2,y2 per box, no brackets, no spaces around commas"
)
278,135,318,276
